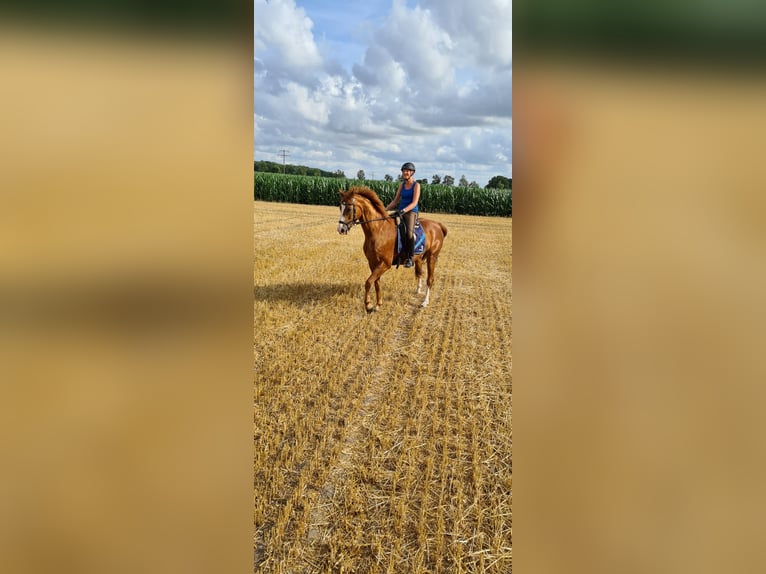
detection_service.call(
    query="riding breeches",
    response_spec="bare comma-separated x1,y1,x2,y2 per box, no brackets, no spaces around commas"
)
403,211,418,240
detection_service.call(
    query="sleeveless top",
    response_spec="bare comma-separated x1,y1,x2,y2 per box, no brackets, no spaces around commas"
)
399,182,419,212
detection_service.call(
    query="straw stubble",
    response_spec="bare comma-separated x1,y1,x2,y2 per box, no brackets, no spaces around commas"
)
254,201,512,573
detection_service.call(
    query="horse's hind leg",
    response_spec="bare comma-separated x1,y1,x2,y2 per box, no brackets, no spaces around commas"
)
421,253,439,308
414,258,425,294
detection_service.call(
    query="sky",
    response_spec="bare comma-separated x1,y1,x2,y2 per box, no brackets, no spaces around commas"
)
254,0,512,187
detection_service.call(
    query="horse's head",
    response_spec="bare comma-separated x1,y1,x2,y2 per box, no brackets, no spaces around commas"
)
337,190,358,235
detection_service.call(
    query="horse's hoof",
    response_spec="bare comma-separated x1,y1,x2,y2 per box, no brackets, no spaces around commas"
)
366,306,375,313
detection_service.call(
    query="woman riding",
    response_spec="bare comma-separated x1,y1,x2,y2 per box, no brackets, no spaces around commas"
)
386,162,421,268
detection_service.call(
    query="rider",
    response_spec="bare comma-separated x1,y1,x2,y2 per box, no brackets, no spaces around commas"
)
386,162,421,268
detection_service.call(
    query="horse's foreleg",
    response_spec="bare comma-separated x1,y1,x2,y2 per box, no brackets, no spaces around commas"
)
364,275,375,312
374,278,382,309
365,265,388,313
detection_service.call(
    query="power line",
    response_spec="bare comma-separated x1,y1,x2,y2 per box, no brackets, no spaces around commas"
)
277,149,290,173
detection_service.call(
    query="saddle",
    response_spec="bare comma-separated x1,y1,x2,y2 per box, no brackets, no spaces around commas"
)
395,219,425,265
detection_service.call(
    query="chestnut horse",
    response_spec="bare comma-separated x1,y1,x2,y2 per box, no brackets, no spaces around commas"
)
337,186,448,312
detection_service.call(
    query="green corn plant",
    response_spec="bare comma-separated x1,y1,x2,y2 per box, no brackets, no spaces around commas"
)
254,173,511,216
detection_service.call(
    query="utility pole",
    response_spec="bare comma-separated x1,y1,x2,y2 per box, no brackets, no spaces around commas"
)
277,149,290,173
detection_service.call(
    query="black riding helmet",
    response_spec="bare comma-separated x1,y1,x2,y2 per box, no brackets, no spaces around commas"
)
401,162,416,172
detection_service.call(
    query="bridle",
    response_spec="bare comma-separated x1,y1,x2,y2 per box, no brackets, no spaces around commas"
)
338,201,358,232
339,201,394,232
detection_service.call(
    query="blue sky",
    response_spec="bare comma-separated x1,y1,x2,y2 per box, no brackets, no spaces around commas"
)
296,1,389,71
254,0,512,186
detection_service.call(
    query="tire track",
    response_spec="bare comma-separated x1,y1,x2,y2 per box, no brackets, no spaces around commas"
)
256,298,409,571
297,279,432,572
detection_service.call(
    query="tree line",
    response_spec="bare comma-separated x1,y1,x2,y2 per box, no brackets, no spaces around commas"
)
255,161,511,190
253,160,345,179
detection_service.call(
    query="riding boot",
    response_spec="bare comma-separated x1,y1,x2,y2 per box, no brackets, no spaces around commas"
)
404,235,414,268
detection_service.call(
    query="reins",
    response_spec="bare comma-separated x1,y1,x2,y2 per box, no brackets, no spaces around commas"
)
357,215,395,224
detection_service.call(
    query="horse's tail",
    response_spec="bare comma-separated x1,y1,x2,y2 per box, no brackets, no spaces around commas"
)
440,223,448,238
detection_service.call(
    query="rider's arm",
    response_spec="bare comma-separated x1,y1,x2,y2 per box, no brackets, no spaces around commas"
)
386,185,402,211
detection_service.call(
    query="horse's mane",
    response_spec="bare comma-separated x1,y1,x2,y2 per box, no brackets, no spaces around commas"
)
348,186,388,217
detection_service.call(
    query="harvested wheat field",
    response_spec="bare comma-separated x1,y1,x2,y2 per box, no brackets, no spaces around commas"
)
254,200,512,573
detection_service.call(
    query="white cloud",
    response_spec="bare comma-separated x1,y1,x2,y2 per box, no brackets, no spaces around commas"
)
285,83,329,124
254,0,512,187
421,0,512,68
254,0,323,71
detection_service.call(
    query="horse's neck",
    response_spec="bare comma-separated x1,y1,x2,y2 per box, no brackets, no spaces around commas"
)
358,201,392,237
362,200,386,234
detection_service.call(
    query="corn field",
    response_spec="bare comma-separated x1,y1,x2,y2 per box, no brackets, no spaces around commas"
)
254,201,512,573
254,173,512,217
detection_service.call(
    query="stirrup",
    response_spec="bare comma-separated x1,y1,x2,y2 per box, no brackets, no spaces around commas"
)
404,258,414,268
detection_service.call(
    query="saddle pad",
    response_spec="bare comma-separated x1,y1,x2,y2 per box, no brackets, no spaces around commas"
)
397,223,426,256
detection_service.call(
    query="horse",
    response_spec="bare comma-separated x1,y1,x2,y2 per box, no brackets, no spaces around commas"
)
337,186,448,313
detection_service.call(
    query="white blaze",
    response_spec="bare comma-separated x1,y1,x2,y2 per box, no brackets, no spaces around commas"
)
337,204,346,234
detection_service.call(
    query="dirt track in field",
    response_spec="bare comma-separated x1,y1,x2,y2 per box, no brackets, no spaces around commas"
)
254,201,512,573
